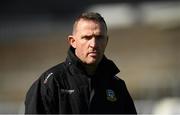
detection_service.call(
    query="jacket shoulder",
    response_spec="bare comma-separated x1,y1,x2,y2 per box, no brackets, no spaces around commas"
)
45,62,65,75
25,63,66,114
40,62,66,86
113,76,125,83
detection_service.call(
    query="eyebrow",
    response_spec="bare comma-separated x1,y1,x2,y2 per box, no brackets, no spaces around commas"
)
82,34,104,38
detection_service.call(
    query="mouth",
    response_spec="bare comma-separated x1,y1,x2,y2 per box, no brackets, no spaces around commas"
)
88,51,98,57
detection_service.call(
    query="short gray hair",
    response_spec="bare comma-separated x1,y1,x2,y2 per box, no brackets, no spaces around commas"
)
72,12,107,33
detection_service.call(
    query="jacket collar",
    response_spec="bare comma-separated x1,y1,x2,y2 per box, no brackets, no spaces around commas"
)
66,47,120,77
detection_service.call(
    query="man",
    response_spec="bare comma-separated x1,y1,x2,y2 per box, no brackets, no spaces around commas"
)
25,12,137,114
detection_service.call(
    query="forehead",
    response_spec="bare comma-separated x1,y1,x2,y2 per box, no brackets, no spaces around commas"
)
74,19,107,34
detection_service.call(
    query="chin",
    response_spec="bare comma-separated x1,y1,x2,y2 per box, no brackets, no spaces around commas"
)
86,59,100,65
84,56,102,65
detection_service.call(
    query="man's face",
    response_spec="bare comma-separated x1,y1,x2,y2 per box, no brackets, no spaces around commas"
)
69,19,108,65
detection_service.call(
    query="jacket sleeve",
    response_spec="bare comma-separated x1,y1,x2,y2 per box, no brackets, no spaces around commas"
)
121,80,137,114
25,73,59,114
25,77,45,114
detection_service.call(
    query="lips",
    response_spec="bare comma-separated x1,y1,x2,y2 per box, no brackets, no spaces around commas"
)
88,51,98,57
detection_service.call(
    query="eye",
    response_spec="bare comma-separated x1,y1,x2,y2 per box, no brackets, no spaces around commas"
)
82,36,92,40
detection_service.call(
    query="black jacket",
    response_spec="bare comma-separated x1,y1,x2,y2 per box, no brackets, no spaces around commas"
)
25,47,137,114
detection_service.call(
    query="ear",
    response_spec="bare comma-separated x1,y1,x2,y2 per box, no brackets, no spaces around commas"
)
68,35,76,48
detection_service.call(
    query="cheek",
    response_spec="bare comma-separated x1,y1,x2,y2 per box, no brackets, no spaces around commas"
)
76,44,86,56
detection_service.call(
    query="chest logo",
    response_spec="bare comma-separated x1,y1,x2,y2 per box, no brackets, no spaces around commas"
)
106,89,117,102
60,89,75,94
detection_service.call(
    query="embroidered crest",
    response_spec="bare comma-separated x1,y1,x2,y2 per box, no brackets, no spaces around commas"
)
106,89,117,102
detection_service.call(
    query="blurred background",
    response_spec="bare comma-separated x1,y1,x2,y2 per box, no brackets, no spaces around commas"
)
0,0,180,114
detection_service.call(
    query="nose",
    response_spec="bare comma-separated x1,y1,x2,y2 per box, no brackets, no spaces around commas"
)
89,37,97,48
